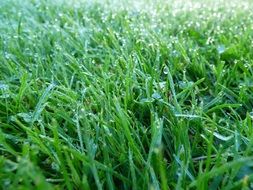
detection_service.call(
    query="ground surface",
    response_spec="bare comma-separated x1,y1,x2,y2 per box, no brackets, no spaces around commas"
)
1,0,253,189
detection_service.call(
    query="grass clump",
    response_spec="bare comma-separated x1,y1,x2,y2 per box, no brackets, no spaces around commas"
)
1,0,253,189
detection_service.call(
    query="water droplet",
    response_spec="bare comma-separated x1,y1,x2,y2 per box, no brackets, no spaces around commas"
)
152,92,162,100
217,45,226,54
163,66,169,74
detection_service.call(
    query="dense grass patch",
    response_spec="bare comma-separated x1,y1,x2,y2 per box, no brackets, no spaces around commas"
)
1,0,253,189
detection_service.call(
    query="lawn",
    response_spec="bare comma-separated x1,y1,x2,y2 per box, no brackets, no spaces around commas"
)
1,0,253,189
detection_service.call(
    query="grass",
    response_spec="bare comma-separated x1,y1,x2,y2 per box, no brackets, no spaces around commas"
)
1,0,253,189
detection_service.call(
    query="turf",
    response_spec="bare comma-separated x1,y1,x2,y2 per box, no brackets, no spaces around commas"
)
1,0,253,189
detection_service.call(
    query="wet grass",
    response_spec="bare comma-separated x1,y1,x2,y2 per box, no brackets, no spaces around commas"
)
1,0,253,189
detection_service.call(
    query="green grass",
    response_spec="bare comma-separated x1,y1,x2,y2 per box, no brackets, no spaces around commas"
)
1,0,253,189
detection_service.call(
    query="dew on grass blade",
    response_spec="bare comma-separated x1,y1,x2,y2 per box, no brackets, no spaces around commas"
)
249,111,253,119
163,65,169,74
158,81,166,89
151,92,162,100
17,112,33,123
0,83,10,99
0,83,9,91
217,44,226,54
178,81,194,89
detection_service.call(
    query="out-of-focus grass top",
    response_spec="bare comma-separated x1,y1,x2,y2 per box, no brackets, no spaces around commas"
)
1,0,253,189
